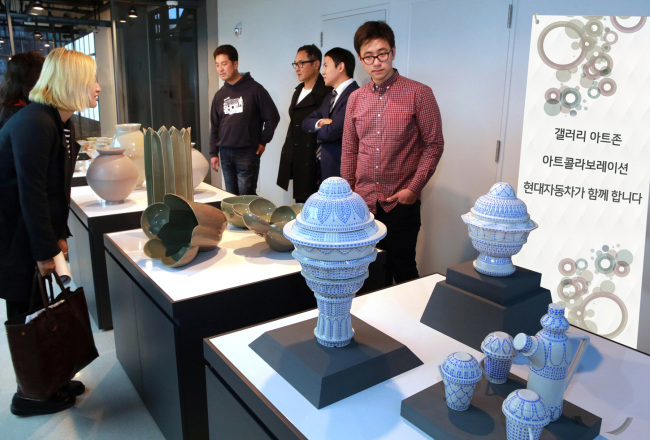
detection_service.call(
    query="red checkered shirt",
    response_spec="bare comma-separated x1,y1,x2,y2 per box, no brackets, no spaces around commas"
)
342,70,444,213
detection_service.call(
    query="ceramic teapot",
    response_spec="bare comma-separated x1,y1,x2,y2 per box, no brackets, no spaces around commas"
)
513,303,589,421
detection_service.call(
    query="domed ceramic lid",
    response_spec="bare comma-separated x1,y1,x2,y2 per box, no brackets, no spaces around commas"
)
540,303,570,333
502,389,550,427
481,331,518,359
440,352,482,385
296,177,375,232
470,182,531,223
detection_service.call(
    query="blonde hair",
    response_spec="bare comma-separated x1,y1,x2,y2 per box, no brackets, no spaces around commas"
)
29,48,96,112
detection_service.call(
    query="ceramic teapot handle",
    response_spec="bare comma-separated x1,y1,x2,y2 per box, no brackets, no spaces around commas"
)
477,355,487,380
566,334,590,387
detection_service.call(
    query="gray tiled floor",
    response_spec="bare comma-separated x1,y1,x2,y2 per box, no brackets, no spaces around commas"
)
0,291,165,440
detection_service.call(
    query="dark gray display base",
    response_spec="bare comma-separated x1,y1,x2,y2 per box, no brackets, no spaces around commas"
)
401,374,601,440
446,261,543,304
249,316,423,409
421,262,551,351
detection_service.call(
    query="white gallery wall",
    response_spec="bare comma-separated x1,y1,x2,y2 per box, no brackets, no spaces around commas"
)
205,0,650,278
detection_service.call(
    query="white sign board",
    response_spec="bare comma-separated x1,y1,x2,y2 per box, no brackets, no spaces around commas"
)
516,15,650,350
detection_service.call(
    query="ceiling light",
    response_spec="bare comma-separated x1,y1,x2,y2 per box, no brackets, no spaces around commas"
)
128,6,138,18
34,31,43,39
33,1,45,11
44,42,50,47
119,18,127,23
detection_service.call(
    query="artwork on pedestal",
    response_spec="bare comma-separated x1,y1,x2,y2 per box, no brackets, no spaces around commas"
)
143,126,193,205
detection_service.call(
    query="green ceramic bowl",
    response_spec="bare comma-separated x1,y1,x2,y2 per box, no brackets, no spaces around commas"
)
221,195,261,228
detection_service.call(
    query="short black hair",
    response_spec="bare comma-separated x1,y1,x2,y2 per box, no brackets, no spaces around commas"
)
297,44,322,64
213,44,238,62
324,47,355,78
353,21,395,55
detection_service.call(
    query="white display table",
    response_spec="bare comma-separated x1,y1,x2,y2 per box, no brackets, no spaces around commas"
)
104,226,387,440
67,182,228,329
204,274,650,440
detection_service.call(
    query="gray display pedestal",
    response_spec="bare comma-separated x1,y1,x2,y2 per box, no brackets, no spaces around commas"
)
249,316,422,409
421,261,551,350
401,373,601,440
105,229,387,440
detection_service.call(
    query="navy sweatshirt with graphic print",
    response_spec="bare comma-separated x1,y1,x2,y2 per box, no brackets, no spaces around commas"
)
209,72,280,157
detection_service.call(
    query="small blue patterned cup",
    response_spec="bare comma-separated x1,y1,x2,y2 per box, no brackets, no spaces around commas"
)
480,331,518,384
502,389,550,440
438,352,483,411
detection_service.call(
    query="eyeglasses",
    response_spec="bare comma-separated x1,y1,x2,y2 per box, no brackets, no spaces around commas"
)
292,59,317,69
361,49,393,65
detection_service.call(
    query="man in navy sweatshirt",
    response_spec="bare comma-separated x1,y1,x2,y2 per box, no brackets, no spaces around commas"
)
210,45,280,195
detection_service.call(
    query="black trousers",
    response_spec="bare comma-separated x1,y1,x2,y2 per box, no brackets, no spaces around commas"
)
375,200,421,285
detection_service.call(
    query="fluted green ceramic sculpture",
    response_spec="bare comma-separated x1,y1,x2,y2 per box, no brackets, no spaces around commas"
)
144,126,193,205
141,194,227,267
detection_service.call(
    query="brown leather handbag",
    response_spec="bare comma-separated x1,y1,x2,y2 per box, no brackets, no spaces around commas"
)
4,271,99,400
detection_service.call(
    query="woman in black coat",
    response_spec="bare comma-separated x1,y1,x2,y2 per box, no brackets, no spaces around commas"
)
277,45,332,203
0,47,101,416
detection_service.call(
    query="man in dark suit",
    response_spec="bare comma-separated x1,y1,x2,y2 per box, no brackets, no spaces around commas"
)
302,48,359,182
277,44,332,203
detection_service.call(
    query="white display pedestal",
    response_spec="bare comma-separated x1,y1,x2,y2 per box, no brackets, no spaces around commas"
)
204,274,650,440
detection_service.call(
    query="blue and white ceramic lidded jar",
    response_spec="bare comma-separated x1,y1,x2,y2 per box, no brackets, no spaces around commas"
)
480,331,518,384
502,389,550,440
283,177,387,347
438,352,483,411
461,182,538,277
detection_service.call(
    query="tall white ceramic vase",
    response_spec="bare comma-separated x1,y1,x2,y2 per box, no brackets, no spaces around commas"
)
111,123,145,189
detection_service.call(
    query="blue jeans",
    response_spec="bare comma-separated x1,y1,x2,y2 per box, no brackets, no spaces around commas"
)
219,146,260,195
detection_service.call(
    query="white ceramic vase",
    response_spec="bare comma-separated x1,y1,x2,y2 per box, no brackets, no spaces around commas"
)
111,123,145,189
461,182,537,276
283,177,386,347
191,147,210,189
86,147,139,204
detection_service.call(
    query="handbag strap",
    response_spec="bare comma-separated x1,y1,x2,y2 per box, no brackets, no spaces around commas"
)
35,270,70,309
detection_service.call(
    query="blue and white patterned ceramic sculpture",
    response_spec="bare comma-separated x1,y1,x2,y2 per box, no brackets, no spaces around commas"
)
502,389,550,440
461,182,537,276
513,303,590,421
480,331,518,384
283,177,387,347
438,352,483,411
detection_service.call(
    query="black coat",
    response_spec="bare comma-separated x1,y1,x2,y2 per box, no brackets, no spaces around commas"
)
276,75,332,202
0,103,79,302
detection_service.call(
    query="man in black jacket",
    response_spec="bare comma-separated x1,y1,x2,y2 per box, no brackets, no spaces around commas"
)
210,45,280,195
277,44,332,203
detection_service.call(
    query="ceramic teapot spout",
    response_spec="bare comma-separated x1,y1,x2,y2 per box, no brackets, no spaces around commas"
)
513,333,544,369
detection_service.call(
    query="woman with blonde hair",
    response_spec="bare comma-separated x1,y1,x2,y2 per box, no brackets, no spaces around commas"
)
0,47,101,416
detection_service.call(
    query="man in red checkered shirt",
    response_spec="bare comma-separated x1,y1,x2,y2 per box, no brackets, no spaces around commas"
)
342,21,444,284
